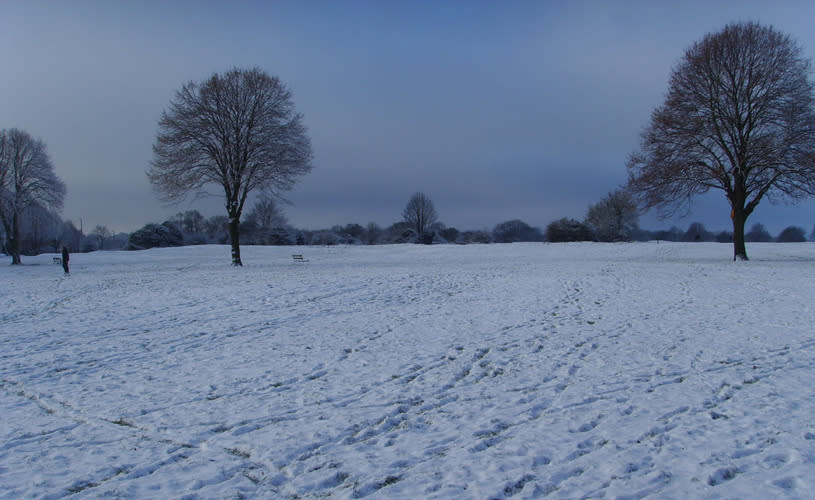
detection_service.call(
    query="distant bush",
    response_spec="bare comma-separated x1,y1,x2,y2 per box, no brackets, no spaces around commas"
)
682,222,712,242
745,223,773,242
777,226,806,243
492,219,545,243
338,224,366,242
456,230,492,244
267,227,297,245
383,222,417,244
715,231,733,243
438,226,460,243
546,218,593,242
418,231,435,245
364,223,383,245
126,221,184,250
654,226,683,242
309,230,340,246
204,215,229,244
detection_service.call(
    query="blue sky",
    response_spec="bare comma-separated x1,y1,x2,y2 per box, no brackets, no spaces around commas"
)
4,1,815,235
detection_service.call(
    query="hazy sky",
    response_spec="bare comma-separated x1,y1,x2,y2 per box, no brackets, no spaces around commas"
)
5,1,815,235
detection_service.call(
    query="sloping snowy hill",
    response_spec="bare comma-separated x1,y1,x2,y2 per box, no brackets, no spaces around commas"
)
2,242,815,499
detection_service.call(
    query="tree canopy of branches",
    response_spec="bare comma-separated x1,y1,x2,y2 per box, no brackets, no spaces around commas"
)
88,225,112,251
585,189,639,242
0,129,66,264
148,68,313,265
627,22,815,260
402,192,438,242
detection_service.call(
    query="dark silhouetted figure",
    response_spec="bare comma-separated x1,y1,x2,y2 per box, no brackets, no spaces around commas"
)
61,246,70,274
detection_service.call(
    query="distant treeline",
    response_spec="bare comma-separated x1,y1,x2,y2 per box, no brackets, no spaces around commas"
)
123,213,544,250
2,204,811,257
121,214,814,250
0,201,130,256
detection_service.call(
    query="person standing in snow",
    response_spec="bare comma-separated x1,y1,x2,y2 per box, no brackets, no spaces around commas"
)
61,246,70,274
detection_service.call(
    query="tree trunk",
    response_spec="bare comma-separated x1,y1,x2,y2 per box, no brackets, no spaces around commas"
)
10,211,21,265
732,208,748,261
228,217,242,266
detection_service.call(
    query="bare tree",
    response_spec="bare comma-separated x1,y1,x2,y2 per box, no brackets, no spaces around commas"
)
180,210,205,235
0,129,66,264
585,189,639,242
247,194,287,229
148,68,313,265
627,22,815,260
402,192,438,241
89,225,112,250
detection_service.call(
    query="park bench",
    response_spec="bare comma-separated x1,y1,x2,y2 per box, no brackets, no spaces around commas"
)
53,257,62,265
292,254,308,263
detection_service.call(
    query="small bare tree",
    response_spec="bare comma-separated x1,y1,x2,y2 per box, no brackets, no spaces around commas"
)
247,194,287,229
179,210,205,235
402,192,438,241
89,225,112,250
585,189,639,242
628,22,815,260
148,68,313,265
0,129,66,264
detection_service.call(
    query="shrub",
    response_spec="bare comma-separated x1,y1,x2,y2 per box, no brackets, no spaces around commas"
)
492,220,545,243
546,218,593,242
682,222,712,242
745,223,773,242
715,231,733,243
777,226,806,243
126,221,184,250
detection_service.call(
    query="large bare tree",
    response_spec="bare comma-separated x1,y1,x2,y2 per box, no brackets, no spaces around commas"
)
627,22,815,260
149,68,313,265
402,192,438,241
0,129,66,265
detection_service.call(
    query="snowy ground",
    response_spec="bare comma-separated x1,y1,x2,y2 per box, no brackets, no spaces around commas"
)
2,242,815,499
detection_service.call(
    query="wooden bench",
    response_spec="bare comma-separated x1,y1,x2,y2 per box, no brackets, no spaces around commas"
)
53,257,62,265
292,254,308,263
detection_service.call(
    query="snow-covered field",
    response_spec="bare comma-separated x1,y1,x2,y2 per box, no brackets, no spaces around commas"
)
2,242,815,499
